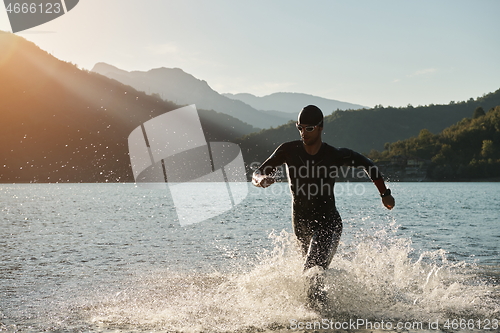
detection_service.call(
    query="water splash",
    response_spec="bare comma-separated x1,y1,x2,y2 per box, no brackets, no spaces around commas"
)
83,229,499,332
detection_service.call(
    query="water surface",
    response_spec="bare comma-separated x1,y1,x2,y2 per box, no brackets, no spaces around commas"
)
1,182,499,332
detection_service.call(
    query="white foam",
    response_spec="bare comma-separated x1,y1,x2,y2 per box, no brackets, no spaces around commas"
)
85,229,499,332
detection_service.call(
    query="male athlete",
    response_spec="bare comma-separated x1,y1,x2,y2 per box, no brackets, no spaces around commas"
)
252,105,395,275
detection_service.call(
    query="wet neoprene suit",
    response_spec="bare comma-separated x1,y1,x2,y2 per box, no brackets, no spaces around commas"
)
256,140,383,271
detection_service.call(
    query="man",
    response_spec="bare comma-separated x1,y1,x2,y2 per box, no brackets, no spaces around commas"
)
252,105,395,280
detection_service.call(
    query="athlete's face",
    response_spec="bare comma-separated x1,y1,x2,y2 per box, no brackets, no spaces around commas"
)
297,123,322,145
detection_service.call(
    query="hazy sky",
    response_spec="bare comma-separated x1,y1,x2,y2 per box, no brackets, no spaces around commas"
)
1,0,499,108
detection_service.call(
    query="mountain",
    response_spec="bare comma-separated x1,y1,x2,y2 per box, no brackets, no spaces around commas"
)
224,92,367,114
3,31,499,183
91,63,291,129
0,31,256,183
236,90,500,169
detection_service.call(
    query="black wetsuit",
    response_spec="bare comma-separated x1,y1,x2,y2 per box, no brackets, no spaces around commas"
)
256,140,382,270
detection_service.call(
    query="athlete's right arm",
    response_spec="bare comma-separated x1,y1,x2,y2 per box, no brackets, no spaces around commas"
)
252,170,276,188
251,143,288,188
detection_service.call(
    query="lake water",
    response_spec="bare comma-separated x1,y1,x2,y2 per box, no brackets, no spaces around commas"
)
1,182,499,332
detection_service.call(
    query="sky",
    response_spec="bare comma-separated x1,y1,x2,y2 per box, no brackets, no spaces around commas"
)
1,0,499,108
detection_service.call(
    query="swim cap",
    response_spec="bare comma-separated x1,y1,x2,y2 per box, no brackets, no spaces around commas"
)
298,105,323,126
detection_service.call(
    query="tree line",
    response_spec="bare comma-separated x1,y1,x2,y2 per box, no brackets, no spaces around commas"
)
367,106,500,180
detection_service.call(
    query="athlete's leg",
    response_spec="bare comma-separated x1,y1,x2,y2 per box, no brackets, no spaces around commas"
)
303,218,342,312
303,212,342,271
303,222,342,271
292,214,312,257
296,231,312,257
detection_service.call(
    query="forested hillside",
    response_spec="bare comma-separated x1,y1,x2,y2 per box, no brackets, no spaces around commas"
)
237,91,500,169
368,106,500,180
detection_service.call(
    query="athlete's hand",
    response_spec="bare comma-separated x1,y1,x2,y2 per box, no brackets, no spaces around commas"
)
252,172,275,188
382,194,395,210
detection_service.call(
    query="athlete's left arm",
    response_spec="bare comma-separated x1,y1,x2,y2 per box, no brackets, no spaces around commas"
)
340,148,395,210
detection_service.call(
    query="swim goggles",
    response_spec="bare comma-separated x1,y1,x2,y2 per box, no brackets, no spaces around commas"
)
296,121,322,132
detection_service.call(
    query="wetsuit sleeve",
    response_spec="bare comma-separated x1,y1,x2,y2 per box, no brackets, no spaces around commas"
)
256,143,288,176
338,148,383,181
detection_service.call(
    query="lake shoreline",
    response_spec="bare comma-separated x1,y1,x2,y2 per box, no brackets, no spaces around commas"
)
2,178,500,184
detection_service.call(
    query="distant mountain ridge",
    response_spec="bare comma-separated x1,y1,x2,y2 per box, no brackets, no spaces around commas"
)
92,63,367,129
0,32,256,183
92,63,291,129
224,92,366,114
